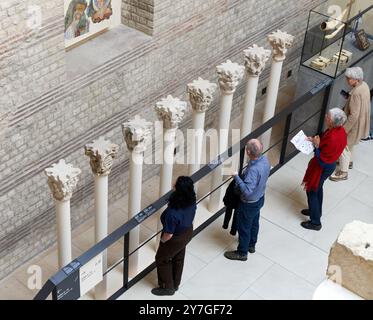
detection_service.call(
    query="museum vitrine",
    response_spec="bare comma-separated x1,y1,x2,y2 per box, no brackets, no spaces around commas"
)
301,0,373,78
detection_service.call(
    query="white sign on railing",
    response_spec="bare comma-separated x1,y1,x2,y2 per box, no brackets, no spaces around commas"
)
79,253,103,296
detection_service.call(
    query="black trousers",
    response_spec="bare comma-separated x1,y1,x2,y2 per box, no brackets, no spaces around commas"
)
306,165,335,225
155,226,193,289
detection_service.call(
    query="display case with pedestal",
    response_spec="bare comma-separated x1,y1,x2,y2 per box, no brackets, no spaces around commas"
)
301,1,373,78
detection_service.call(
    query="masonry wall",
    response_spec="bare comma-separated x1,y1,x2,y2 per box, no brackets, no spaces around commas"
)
122,0,154,35
0,0,324,280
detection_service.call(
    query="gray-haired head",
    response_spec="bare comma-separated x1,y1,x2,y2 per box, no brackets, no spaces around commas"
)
345,67,364,81
246,139,263,158
328,108,347,127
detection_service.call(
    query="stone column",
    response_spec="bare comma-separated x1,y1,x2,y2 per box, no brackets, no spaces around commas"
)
85,136,118,299
262,30,294,150
187,77,217,177
242,45,271,139
209,60,244,212
155,95,187,233
45,159,81,269
122,115,152,275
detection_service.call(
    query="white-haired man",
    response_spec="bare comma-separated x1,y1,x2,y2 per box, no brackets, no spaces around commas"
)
224,139,270,261
330,67,371,182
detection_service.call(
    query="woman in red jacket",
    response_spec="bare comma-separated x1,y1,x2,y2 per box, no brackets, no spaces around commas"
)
301,108,347,231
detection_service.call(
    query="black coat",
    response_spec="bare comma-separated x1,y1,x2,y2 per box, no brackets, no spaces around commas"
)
223,179,240,209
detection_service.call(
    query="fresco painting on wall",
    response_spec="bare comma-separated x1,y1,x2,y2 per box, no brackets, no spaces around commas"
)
87,0,113,23
64,0,90,40
64,0,118,49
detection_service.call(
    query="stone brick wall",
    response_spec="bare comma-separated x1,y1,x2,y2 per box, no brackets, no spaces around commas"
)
122,0,154,35
0,0,324,280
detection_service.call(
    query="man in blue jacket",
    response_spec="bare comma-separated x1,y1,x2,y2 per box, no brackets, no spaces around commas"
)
224,139,271,261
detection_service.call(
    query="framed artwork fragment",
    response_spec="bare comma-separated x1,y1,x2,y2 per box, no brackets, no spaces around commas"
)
64,0,120,49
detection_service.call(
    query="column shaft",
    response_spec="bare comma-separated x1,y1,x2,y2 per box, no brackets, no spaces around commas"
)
159,128,177,197
128,151,144,275
261,60,283,150
241,76,259,139
188,111,206,176
209,93,233,212
95,175,108,243
56,200,72,268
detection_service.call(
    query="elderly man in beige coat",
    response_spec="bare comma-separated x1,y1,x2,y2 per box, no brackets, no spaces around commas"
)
330,67,371,182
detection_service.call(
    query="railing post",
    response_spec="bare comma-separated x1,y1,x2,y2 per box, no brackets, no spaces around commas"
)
85,136,118,300
261,30,294,150
209,60,244,213
154,96,187,239
279,113,293,165
317,84,332,134
123,232,130,290
122,116,152,276
45,159,81,269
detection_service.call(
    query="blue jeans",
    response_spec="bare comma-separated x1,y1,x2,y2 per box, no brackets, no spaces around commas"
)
306,165,335,225
236,196,265,255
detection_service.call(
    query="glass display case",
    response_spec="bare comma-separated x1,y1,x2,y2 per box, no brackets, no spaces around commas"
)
301,0,373,78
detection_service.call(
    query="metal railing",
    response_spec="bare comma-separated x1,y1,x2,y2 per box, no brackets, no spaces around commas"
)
34,77,333,300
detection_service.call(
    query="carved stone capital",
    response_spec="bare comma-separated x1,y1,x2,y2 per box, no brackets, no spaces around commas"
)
154,95,187,129
187,77,217,113
267,30,295,62
216,60,245,94
243,44,271,76
84,136,119,176
122,115,153,153
45,159,81,201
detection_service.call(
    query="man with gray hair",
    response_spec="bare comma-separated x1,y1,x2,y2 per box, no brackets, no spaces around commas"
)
224,139,270,261
330,67,371,181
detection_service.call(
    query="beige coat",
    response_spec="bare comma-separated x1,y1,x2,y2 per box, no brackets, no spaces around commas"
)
344,81,371,146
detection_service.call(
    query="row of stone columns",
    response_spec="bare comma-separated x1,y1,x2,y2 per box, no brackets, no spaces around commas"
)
44,29,294,298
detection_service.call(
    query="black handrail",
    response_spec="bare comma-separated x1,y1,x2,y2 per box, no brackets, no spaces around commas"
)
34,76,333,300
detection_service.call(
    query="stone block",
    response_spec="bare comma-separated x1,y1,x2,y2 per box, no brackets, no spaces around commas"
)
327,220,373,300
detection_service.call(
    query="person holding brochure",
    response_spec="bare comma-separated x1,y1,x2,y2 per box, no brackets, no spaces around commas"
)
300,108,347,231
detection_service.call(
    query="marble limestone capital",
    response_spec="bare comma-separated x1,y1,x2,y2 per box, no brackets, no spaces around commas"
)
45,159,81,201
187,77,217,113
84,136,119,176
243,44,271,76
216,60,245,94
154,95,187,129
267,30,295,62
122,115,153,153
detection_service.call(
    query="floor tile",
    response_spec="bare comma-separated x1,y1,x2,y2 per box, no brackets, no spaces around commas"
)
257,219,328,286
179,250,273,300
249,264,316,300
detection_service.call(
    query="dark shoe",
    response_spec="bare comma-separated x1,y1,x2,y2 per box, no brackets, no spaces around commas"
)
301,221,322,231
248,246,255,254
349,161,353,169
230,229,237,236
222,224,228,229
301,209,310,216
224,250,247,261
361,135,373,142
151,287,175,296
